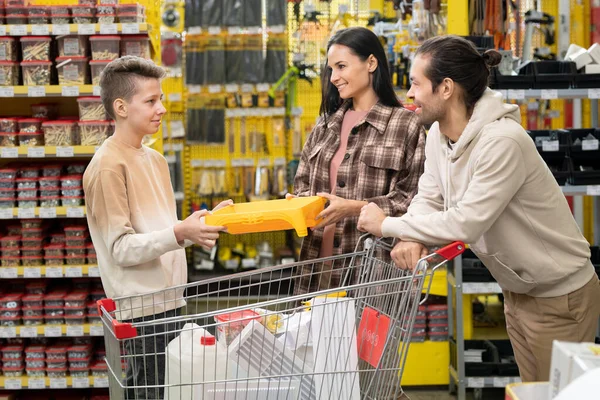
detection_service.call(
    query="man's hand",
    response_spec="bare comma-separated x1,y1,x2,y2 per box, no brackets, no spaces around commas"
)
391,241,429,270
174,210,226,249
357,203,386,237
314,193,365,229
213,199,233,212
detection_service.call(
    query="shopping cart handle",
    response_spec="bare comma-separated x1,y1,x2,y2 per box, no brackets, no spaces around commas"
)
434,241,466,261
97,299,138,339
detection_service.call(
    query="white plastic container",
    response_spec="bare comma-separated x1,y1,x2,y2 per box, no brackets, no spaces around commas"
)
165,323,228,400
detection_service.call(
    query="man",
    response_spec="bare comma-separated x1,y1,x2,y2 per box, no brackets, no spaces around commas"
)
357,35,600,382
83,56,229,399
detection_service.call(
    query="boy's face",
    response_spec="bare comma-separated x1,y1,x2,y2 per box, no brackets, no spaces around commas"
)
121,77,166,137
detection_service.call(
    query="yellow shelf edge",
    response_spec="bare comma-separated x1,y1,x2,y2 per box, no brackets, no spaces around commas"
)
1,23,148,35
8,207,86,217
8,323,103,337
9,265,98,278
0,375,107,389
0,145,97,157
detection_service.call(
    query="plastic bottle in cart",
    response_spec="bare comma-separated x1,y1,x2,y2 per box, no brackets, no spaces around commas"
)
164,324,228,400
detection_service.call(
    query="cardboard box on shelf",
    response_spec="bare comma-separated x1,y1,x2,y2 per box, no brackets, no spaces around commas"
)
548,341,600,399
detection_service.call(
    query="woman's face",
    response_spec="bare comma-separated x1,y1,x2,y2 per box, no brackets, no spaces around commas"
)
327,44,375,100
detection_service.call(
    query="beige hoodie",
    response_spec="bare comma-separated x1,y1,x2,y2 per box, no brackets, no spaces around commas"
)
382,89,593,297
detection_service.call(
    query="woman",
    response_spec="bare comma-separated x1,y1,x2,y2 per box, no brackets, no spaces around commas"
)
291,27,426,295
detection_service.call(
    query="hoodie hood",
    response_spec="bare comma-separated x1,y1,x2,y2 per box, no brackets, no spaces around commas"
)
443,88,521,160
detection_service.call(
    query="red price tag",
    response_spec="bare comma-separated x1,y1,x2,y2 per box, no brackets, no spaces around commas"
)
356,307,390,368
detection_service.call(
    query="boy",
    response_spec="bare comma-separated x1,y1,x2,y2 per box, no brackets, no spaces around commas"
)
83,56,228,399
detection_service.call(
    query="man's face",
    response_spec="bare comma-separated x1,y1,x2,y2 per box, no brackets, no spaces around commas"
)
407,55,446,126
123,77,166,136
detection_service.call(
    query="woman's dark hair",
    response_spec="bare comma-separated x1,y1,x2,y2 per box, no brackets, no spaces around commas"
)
320,27,401,116
415,35,502,111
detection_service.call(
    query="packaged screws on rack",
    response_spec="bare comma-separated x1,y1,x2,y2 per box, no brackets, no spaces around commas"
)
78,120,112,146
31,103,59,119
58,35,88,58
28,6,50,24
77,97,108,121
56,57,90,85
243,32,264,83
21,60,52,86
265,33,287,83
71,5,95,24
184,35,204,85
204,34,226,84
42,120,79,146
225,33,243,83
121,35,151,59
90,60,111,86
0,37,18,61
0,61,20,86
90,35,121,61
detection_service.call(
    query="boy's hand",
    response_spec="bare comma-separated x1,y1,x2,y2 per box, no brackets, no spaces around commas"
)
175,210,226,248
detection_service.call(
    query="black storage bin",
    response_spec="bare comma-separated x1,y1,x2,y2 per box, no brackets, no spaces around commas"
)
574,72,600,88
493,340,519,376
532,61,576,89
527,129,571,185
451,340,496,377
460,249,495,282
590,246,600,264
489,61,535,90
463,35,494,51
568,128,600,185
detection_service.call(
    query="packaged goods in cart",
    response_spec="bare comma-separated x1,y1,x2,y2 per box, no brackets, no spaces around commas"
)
28,6,50,24
90,60,111,85
77,97,108,121
0,37,18,61
90,36,121,61
21,60,52,86
214,310,262,345
78,120,112,145
58,35,88,58
121,35,151,58
0,132,18,146
0,61,20,85
19,132,44,146
56,57,90,86
42,121,79,146
20,37,52,61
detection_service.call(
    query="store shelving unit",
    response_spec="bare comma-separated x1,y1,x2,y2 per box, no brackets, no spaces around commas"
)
0,375,108,390
0,22,149,36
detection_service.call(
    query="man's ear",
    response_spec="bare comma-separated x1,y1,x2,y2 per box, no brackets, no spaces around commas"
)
113,98,127,118
440,78,454,100
368,55,378,73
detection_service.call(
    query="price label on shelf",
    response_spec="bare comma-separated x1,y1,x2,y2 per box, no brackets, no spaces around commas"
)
588,89,600,99
73,377,90,388
168,93,181,102
100,24,118,34
542,140,559,152
66,325,84,337
28,86,46,97
46,267,63,278
88,266,100,277
28,378,46,389
90,324,104,336
66,207,85,218
40,207,57,219
50,378,67,389
24,267,42,278
62,86,80,97
27,147,45,158
93,86,101,96
53,24,70,35
94,377,109,388
122,23,140,34
541,89,558,99
5,379,22,390
56,146,74,157
44,326,62,337
0,26,6,36
507,89,525,100
208,85,222,93
0,268,17,279
0,87,14,97
66,266,83,278
78,24,96,35
469,377,485,388
20,326,38,337
18,208,35,219
1,147,18,158
32,25,50,35
0,327,16,337
582,139,599,151
208,26,221,35
493,377,511,387
10,25,27,36
586,186,600,196
0,208,12,219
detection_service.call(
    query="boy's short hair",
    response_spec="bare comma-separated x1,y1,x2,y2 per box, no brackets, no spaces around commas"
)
99,56,166,119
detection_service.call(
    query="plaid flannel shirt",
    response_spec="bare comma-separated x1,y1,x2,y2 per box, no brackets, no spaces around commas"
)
293,100,426,295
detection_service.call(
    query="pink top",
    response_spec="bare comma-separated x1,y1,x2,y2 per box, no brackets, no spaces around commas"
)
320,110,368,258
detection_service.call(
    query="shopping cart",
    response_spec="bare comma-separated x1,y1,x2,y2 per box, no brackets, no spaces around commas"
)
97,236,465,400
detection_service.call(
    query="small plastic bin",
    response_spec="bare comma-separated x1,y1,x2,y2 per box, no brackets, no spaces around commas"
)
0,37,18,62
533,61,577,89
0,315,21,326
50,233,65,244
22,238,43,249
65,254,86,265
90,35,121,61
44,244,64,257
0,132,18,146
0,236,20,249
51,14,71,24
91,360,107,377
44,292,65,308
205,196,327,237
1,255,20,266
21,60,52,86
0,307,21,318
90,59,111,85
1,247,19,257
23,308,44,318
0,187,16,198
6,15,28,24
40,196,60,207
19,118,45,134
70,5,95,17
47,367,67,378
25,281,47,294
78,120,112,145
0,293,22,309
66,163,87,175
0,198,16,208
42,165,62,177
0,118,18,133
28,6,50,24
71,8,94,24
17,188,37,199
40,186,60,196
56,56,90,86
65,246,86,257
0,178,15,189
61,175,83,189
16,178,37,190
19,167,40,179
117,3,145,15
46,346,68,362
42,120,79,146
20,36,52,61
65,226,87,238
21,255,43,266
0,61,20,85
97,5,116,23
77,97,108,121
23,294,44,309
214,310,262,345
62,196,84,207
64,314,86,325
58,35,88,58
26,368,46,377
118,13,144,23
39,176,60,189
19,132,43,147
1,346,23,360
32,104,59,119
68,344,92,360
44,255,64,266
64,292,88,308
120,35,151,59
62,187,83,197
22,227,43,238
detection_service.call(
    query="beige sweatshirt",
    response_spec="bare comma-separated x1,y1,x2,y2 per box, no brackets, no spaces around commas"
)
83,137,187,320
382,89,593,297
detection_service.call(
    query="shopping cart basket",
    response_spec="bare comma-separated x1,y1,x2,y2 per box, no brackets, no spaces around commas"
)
97,236,465,400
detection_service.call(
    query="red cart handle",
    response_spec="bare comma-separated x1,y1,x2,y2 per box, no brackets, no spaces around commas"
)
434,241,465,261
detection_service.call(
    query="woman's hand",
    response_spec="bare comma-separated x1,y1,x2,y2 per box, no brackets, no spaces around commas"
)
314,193,365,229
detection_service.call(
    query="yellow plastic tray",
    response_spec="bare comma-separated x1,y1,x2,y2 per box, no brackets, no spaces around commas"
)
205,196,326,237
